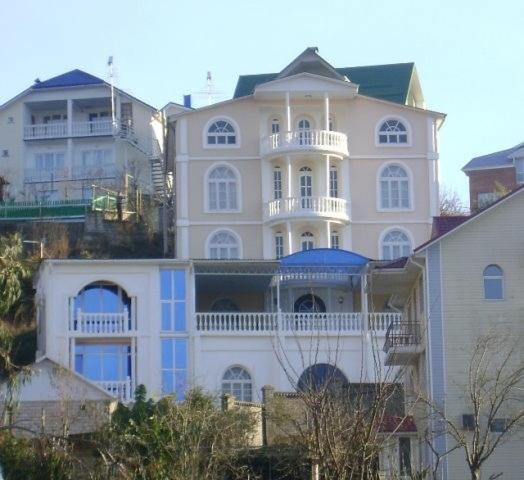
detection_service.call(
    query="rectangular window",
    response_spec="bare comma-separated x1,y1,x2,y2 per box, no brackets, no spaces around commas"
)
490,418,508,433
273,169,282,199
398,437,412,476
34,152,65,171
329,168,338,197
160,270,186,331
275,234,284,259
516,159,524,184
161,338,188,400
477,192,500,209
75,344,131,382
331,233,340,249
81,149,113,168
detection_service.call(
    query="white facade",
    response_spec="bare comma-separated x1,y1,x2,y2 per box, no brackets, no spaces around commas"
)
0,70,163,207
170,48,445,260
35,254,402,403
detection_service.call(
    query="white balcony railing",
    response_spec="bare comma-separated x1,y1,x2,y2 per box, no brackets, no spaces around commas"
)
95,377,133,402
24,123,68,139
72,119,114,137
24,167,70,183
71,308,132,334
264,196,350,222
24,120,115,139
195,312,399,334
260,129,348,157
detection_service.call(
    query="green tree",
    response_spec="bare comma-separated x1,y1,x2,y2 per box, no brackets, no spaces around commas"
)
0,233,31,318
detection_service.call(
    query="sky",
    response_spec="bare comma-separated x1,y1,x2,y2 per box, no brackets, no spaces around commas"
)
1,0,523,204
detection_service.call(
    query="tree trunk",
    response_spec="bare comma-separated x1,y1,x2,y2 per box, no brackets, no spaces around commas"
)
471,466,481,480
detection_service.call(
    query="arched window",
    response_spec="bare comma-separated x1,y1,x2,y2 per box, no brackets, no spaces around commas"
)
208,165,238,211
299,166,312,208
378,119,408,144
298,364,348,392
331,231,340,249
379,165,410,209
206,119,236,145
270,117,280,135
294,294,326,313
483,265,504,300
75,282,130,313
207,231,240,259
329,165,338,197
301,231,315,251
298,118,312,145
381,230,412,260
273,166,282,200
275,232,284,259
222,366,252,402
211,298,240,312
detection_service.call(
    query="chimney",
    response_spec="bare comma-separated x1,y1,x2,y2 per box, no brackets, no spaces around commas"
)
183,94,192,108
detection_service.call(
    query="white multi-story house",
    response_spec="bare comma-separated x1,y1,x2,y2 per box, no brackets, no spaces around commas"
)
168,47,445,260
382,187,524,480
0,69,164,220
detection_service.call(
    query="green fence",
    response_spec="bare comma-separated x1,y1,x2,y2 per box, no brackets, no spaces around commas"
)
0,199,91,220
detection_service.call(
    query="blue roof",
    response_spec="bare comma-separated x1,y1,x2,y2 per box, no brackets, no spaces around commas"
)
32,69,105,89
462,142,524,171
280,248,369,268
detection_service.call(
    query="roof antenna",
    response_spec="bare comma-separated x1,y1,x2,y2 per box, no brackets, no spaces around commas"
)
107,56,116,126
195,71,224,106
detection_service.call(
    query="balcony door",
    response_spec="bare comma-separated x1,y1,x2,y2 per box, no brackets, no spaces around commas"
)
297,118,311,145
300,166,312,208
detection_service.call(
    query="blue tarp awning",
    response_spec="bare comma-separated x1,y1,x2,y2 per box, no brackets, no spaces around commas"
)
279,248,369,275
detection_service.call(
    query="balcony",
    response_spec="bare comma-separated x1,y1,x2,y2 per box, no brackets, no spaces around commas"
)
264,196,350,223
95,377,133,402
24,119,115,140
383,320,422,366
195,311,400,335
0,199,91,221
24,164,117,184
260,129,348,158
70,309,135,336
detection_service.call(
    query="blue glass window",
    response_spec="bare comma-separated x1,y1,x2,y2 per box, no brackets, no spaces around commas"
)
75,344,131,382
75,282,130,313
161,338,188,400
160,270,186,331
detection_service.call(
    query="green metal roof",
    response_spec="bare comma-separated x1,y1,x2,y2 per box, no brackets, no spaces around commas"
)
233,62,415,105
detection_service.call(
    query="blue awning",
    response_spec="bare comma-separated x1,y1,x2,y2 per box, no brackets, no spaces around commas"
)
279,248,369,276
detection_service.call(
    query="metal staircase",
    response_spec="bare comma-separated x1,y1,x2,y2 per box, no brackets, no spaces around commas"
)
117,122,168,200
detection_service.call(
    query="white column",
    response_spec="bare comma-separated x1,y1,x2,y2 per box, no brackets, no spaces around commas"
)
323,93,330,130
285,92,291,132
286,156,293,197
360,267,370,381
325,221,331,248
286,221,293,255
66,99,73,136
115,94,122,133
324,155,330,197
66,138,73,180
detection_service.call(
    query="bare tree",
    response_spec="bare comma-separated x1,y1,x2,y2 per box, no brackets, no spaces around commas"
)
422,331,524,480
439,186,467,216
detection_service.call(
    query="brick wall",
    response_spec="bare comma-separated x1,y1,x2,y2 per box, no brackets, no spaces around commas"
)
466,167,517,211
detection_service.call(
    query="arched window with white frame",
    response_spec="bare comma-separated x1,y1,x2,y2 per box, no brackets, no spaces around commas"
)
378,119,408,144
275,232,284,259
300,166,313,208
301,231,315,251
379,164,410,209
297,118,312,145
207,230,240,259
207,165,238,211
381,229,412,260
206,119,237,146
270,117,280,135
483,265,504,300
222,366,252,402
